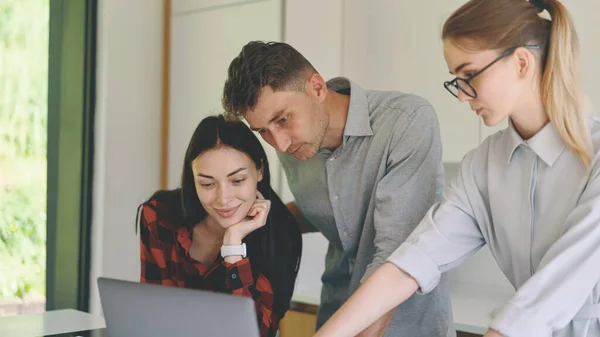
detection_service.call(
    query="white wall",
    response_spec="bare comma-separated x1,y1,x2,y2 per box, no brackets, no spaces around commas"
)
167,0,283,189
343,0,481,162
284,0,344,83
562,0,600,115
89,0,163,315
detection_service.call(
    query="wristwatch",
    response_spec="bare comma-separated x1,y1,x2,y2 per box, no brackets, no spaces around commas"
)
221,243,247,258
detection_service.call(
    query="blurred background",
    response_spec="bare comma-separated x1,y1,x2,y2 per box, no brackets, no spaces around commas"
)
0,1,598,336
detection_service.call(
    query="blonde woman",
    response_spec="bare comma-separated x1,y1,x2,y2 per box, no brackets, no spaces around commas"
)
313,0,600,336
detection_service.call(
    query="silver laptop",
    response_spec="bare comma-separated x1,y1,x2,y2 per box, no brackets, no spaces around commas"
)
97,277,260,337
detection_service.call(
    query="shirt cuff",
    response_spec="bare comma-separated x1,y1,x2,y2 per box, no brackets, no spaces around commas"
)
224,258,254,290
386,242,441,294
490,302,552,337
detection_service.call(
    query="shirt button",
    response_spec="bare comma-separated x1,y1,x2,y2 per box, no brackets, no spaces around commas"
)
329,157,335,161
333,195,339,201
343,231,349,237
231,274,237,279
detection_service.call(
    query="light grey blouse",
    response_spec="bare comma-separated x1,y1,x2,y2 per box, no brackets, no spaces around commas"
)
388,118,600,336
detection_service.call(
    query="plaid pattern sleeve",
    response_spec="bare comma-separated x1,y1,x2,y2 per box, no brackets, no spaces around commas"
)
224,258,278,337
139,202,176,286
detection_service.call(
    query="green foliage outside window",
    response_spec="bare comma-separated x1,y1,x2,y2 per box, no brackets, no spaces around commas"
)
0,0,49,300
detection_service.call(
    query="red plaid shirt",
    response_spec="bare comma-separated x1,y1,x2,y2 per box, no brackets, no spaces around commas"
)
139,198,278,337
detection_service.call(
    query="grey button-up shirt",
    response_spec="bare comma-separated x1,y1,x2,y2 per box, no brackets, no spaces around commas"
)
279,78,455,337
389,118,600,337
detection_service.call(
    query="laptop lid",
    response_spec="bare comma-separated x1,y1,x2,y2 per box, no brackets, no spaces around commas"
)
97,277,260,337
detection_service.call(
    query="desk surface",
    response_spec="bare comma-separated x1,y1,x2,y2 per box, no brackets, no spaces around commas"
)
0,309,106,337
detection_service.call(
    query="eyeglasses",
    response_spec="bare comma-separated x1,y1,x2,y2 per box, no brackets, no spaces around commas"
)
443,45,540,99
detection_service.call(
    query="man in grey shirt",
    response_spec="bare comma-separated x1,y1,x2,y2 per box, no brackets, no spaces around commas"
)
222,41,454,337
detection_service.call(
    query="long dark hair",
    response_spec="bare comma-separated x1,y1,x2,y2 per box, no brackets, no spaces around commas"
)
142,115,302,320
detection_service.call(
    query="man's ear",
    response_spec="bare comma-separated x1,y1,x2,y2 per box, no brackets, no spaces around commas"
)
307,73,328,103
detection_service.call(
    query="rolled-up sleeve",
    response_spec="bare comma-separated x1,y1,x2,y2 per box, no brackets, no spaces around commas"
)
386,150,486,293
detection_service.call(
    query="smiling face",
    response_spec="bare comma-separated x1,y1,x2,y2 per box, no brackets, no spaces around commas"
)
191,146,263,228
443,39,528,127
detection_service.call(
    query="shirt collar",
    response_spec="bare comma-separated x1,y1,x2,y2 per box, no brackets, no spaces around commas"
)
503,119,565,167
326,77,373,138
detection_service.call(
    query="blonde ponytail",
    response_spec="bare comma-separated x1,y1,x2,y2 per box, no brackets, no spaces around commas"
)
542,0,592,170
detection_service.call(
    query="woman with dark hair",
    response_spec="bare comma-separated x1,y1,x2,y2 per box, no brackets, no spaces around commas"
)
138,115,302,337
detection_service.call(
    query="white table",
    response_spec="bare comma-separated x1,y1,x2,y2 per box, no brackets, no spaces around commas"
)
450,282,514,335
291,281,514,335
0,309,106,337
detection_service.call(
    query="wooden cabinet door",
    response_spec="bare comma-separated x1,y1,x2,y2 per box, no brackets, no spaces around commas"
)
279,311,317,337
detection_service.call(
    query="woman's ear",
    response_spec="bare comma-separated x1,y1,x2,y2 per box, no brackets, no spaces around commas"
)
258,164,264,182
514,46,535,79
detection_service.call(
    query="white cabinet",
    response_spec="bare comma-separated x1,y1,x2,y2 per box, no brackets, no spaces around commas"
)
284,0,344,81
565,0,600,115
341,0,480,163
171,0,268,15
168,0,283,189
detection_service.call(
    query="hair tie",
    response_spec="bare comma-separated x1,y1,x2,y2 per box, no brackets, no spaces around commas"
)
529,0,545,12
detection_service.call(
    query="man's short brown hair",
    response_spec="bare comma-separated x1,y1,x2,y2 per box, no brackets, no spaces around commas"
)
222,41,317,120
